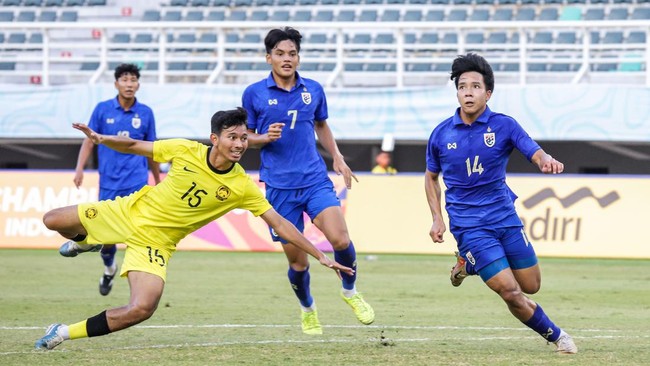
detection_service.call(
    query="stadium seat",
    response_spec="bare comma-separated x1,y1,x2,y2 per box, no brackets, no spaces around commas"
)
0,12,14,22
270,10,289,21
430,0,450,4
351,33,371,45
501,63,520,72
626,31,646,44
419,32,439,45
515,8,535,21
619,54,642,72
343,0,361,4
44,0,64,6
403,10,422,22
293,10,311,21
277,0,296,5
211,0,229,5
486,32,507,45
249,10,267,21
175,33,196,52
567,0,586,3
184,11,203,21
452,0,471,4
469,9,489,21
602,31,623,44
403,32,417,44
298,0,317,5
549,60,574,72
162,11,182,21
3,0,22,6
80,62,99,71
359,10,377,22
544,0,562,4
254,0,273,5
8,33,27,49
87,0,105,5
425,10,444,22
612,0,632,3
520,0,540,4
299,63,319,71
320,0,339,4
65,0,84,5
497,0,516,4
510,32,520,44
38,11,56,21
170,0,189,5
144,62,159,71
590,31,600,44
314,10,333,22
386,0,405,3
374,33,394,49
24,0,43,6
320,63,335,71
196,32,217,52
168,62,188,71
142,10,161,22
556,31,577,44
227,10,246,21
607,8,628,20
475,0,494,5
380,10,400,22
28,32,42,44
631,8,650,20
366,62,391,72
17,11,36,22
441,33,458,50
447,9,467,21
206,10,225,21
433,62,451,71
528,62,547,72
234,0,252,5
344,63,364,72
538,8,558,21
133,33,154,51
111,32,130,44
307,33,328,44
407,0,427,3
584,9,605,20
594,56,617,72
228,62,253,71
466,32,484,44
188,62,212,71
336,10,355,22
559,7,582,21
532,31,553,45
408,63,431,72
492,9,513,21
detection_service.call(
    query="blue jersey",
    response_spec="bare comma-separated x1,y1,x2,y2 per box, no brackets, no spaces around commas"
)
242,72,329,189
426,106,540,229
88,96,157,190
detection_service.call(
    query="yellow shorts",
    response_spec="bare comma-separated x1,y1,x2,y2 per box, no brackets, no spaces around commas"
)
77,188,172,282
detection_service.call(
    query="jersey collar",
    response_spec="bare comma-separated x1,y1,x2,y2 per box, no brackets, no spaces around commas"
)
206,146,236,175
265,71,305,92
112,96,139,112
452,105,492,126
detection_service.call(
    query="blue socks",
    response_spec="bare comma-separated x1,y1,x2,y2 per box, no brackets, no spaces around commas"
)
100,245,116,267
288,267,313,307
334,242,357,290
523,304,561,342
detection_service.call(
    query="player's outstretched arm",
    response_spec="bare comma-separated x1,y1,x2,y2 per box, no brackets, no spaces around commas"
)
260,209,354,276
531,149,564,174
72,123,154,158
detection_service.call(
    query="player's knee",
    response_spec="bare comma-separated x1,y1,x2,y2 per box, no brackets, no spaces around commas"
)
522,282,541,295
499,287,525,305
42,210,60,230
329,236,351,250
128,302,158,323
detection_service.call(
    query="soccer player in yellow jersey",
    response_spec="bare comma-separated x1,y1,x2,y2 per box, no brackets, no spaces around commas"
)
34,107,353,351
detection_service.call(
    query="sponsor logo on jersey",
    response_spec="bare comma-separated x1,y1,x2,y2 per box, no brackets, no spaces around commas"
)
85,207,98,219
268,99,278,105
183,166,197,173
484,132,495,147
465,251,476,265
447,142,457,149
301,92,311,105
106,118,114,124
216,185,231,201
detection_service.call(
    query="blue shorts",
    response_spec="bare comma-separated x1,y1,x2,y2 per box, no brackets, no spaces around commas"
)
266,179,340,243
453,225,538,282
99,183,147,201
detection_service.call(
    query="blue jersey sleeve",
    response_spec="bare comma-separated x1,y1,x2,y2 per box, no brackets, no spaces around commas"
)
509,119,540,161
314,84,328,122
426,129,441,173
144,107,157,142
88,103,102,132
242,86,259,131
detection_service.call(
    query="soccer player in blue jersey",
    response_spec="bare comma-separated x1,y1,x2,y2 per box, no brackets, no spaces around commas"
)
67,63,161,296
242,27,374,335
34,108,353,351
425,53,577,354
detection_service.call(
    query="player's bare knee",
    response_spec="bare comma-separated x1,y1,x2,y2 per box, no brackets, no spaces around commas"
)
329,236,351,250
499,287,524,305
128,302,158,323
42,210,60,230
522,283,541,295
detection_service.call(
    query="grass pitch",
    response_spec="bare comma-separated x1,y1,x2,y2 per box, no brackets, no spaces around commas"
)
0,249,648,365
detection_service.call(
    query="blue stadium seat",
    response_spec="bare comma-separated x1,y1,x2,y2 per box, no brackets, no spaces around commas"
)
626,31,646,44
590,31,600,44
515,8,535,21
510,32,520,44
497,0,516,4
366,63,392,72
270,10,289,21
358,10,377,22
170,0,189,5
612,0,632,3
8,32,27,45
188,62,212,70
320,63,335,71
234,0,252,5
430,0,449,4
45,0,64,6
452,0,471,4
486,32,507,45
466,32,484,44
538,8,558,21
433,62,452,72
254,0,273,4
28,32,42,44
212,0,229,5
544,0,562,4
492,8,513,21
403,10,422,22
407,0,427,3
559,7,582,21
408,63,431,72
251,62,268,70
38,11,57,21
0,12,14,22
277,0,295,5
227,10,246,21
142,10,161,22
404,33,417,44
607,8,628,20
197,32,217,52
594,56,617,72
17,11,36,22
419,32,439,45
299,63,319,71
185,11,203,21
168,62,188,71
144,62,159,71
441,33,458,50
336,10,355,22
374,33,394,45
190,0,211,5
65,0,84,5
342,0,361,3
344,63,364,72
227,62,252,70
87,0,105,4
240,33,261,53
307,33,328,44
162,11,182,21
602,31,623,44
3,0,22,6
425,10,444,22
386,0,405,3
24,0,43,6
469,9,489,21
133,33,154,51
528,62,547,72
363,0,382,3
206,10,225,21
556,31,577,44
293,10,311,21
351,33,371,45
501,63,520,72
80,62,99,71
380,9,400,22
532,31,552,44
320,0,339,4
549,60,574,72
566,0,586,3
584,9,604,20
249,10,267,21
314,10,333,22
299,0,318,4
111,32,130,44
631,8,650,20
447,9,467,21
475,0,494,4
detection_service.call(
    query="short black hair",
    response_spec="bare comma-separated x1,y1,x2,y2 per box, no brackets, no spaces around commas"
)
264,27,302,54
114,63,141,81
211,107,248,135
450,53,494,92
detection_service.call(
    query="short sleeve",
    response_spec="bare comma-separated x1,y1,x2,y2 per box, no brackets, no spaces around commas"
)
240,175,273,217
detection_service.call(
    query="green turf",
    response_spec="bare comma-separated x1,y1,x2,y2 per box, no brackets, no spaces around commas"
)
1,249,648,365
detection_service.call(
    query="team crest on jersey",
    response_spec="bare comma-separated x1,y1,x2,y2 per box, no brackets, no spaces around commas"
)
301,92,311,105
216,185,231,201
85,207,98,219
484,132,495,147
106,118,114,124
465,251,476,265
132,115,141,129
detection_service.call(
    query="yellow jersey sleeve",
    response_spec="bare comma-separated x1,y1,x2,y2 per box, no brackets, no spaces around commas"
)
240,175,272,217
